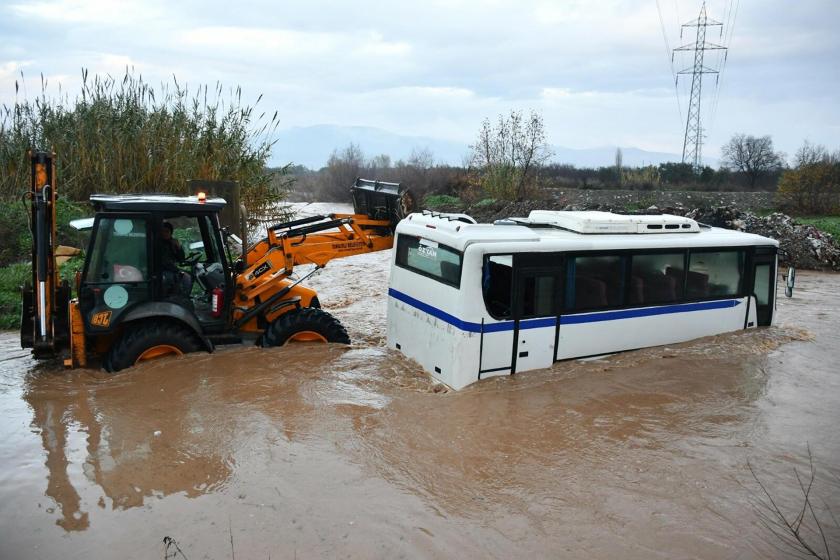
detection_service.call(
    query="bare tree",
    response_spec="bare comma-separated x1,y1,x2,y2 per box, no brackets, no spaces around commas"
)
470,110,552,201
408,147,435,170
368,153,392,172
794,141,836,168
319,143,365,200
721,134,784,188
395,148,434,196
747,445,839,560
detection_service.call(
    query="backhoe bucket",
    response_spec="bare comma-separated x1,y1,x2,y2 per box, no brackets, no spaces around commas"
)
351,178,414,229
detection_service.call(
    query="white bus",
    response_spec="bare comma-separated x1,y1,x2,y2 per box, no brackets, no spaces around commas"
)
386,210,780,390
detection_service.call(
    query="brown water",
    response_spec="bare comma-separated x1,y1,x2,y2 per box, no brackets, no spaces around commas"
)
2,211,839,558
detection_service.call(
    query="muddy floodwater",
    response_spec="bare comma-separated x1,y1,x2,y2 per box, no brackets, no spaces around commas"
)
2,205,839,559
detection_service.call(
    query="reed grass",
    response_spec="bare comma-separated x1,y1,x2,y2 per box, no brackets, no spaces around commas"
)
0,69,289,221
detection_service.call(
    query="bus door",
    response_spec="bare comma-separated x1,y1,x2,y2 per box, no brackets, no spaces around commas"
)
752,248,777,326
511,255,562,374
479,255,515,378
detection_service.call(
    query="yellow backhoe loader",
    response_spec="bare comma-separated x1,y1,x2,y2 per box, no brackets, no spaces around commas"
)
20,151,412,371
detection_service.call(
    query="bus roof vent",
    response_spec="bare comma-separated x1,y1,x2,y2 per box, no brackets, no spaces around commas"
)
419,210,477,225
524,210,700,234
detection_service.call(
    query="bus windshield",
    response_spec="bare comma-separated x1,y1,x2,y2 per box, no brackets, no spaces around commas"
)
395,234,462,287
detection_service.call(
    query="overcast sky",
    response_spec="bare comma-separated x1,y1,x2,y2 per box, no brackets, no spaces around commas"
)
1,0,838,165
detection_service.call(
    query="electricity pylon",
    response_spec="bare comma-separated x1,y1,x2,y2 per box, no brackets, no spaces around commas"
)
673,1,727,173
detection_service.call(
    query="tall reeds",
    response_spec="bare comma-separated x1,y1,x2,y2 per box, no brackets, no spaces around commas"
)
0,69,288,220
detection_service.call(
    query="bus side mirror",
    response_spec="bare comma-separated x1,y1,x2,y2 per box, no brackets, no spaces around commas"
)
785,267,796,298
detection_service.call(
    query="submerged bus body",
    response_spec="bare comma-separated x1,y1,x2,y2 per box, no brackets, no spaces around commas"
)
387,210,779,390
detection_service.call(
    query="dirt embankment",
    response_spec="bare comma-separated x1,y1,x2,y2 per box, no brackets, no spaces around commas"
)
429,195,840,271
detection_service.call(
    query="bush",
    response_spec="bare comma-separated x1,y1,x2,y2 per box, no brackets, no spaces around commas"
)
0,200,29,267
1,69,288,220
0,198,89,266
0,255,85,330
622,166,660,191
0,262,30,329
0,195,89,327
777,161,840,215
424,194,461,208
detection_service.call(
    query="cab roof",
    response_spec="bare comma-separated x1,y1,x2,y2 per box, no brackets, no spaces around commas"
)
90,193,227,212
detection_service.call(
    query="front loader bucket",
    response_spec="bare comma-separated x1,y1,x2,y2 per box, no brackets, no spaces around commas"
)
351,178,415,229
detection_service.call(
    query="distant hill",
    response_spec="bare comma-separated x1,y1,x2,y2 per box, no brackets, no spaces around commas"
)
270,124,716,169
549,145,718,169
271,125,469,169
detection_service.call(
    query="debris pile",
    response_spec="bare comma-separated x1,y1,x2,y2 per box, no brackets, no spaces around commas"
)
686,207,840,271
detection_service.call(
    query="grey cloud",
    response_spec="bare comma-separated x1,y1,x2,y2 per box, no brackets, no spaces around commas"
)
1,0,838,160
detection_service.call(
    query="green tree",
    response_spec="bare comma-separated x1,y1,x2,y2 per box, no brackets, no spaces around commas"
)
658,162,695,185
777,142,840,214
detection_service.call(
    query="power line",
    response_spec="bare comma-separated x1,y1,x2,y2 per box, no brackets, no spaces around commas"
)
656,0,683,123
708,0,738,134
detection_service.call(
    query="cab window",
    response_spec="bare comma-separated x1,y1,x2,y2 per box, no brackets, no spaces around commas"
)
85,217,149,283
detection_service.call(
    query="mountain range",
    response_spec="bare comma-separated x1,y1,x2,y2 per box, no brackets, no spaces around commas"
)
270,124,716,170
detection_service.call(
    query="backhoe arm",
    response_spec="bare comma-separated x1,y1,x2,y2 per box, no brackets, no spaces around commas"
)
21,151,74,359
232,179,412,332
238,213,394,301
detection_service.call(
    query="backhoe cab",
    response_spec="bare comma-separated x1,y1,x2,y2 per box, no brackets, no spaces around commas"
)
20,150,413,371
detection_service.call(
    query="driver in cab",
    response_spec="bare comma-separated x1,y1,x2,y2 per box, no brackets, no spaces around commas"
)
160,221,192,295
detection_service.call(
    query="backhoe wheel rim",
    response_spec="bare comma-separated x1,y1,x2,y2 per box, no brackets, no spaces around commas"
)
135,344,183,363
286,331,328,344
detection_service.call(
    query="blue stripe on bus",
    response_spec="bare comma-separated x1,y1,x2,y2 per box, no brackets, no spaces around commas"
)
388,288,479,331
387,288,741,334
558,299,741,324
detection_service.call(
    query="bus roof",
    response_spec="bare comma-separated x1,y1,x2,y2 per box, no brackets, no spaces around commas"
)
398,210,779,252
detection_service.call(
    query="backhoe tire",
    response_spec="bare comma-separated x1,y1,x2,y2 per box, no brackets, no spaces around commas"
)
261,307,350,347
105,320,203,372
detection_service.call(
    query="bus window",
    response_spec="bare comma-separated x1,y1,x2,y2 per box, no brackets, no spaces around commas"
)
754,264,771,306
687,250,744,298
520,274,556,318
396,234,463,287
567,255,624,310
483,255,512,318
630,252,685,305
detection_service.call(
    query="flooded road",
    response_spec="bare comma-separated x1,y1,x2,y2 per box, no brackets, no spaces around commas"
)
1,205,839,559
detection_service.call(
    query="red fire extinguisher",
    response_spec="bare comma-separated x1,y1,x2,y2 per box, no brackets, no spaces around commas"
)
211,287,224,318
